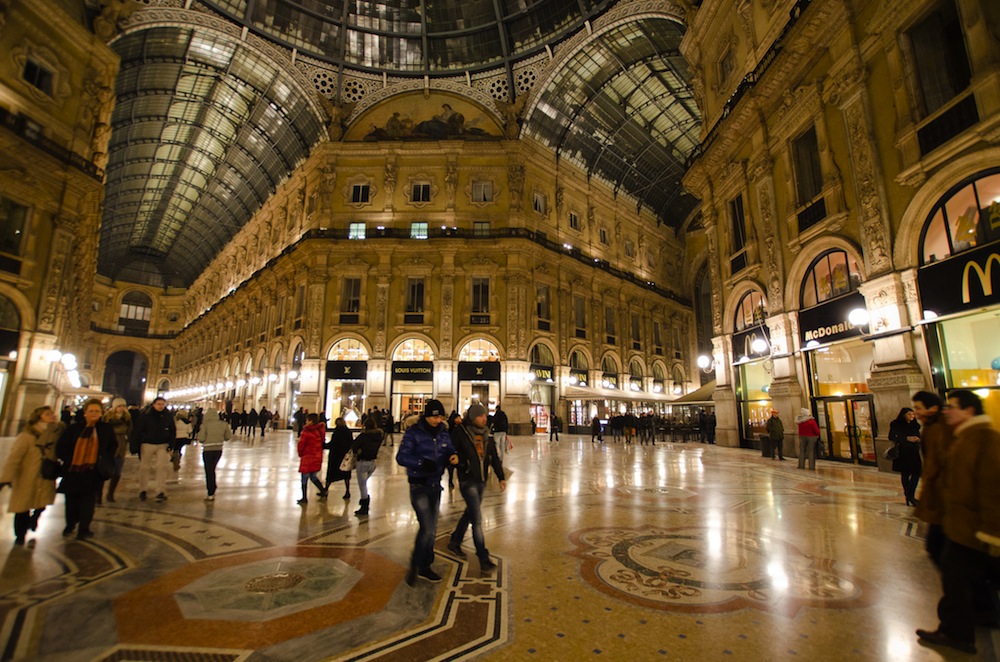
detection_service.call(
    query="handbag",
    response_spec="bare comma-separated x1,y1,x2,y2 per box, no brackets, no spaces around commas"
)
884,443,900,461
97,454,116,480
40,457,63,480
339,451,357,472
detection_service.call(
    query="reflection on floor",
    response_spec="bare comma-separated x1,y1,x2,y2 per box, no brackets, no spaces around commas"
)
0,431,993,661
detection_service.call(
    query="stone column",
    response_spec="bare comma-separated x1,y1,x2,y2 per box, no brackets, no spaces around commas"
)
504,360,532,434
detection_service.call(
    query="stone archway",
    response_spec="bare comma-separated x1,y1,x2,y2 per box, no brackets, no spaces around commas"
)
103,350,148,406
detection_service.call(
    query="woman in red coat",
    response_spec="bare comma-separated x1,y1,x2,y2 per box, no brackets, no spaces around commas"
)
297,413,327,504
795,407,821,470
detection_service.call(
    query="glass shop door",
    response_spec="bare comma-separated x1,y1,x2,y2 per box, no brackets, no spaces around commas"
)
816,396,877,466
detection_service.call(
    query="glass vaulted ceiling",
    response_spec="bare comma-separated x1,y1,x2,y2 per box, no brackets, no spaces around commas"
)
525,18,700,228
101,27,326,287
203,0,615,75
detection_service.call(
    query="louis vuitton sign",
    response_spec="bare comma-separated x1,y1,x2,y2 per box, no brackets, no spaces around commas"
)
457,361,501,381
325,361,367,380
918,240,1000,317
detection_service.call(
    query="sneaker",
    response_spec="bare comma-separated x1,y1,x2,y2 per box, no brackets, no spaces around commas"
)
405,565,417,587
447,541,466,557
916,628,976,654
155,493,167,501
418,566,443,583
480,558,497,573
139,491,147,501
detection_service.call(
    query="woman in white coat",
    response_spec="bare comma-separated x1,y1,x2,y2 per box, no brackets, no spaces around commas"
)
0,406,64,545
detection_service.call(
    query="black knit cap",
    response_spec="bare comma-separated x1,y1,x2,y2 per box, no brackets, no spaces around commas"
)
424,399,445,417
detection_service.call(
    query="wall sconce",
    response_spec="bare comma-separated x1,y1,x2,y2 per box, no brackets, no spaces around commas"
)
697,354,715,373
287,370,299,380
268,373,278,382
250,376,261,385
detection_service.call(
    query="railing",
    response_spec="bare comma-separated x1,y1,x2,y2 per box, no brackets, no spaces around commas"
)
0,107,103,180
917,93,979,156
90,322,177,339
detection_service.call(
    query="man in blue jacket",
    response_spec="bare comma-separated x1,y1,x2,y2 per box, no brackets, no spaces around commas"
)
396,399,458,585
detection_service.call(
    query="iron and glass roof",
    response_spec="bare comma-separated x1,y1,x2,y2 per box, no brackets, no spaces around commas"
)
100,26,327,287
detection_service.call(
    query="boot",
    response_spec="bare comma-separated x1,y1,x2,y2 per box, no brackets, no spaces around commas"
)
106,475,120,503
354,497,370,517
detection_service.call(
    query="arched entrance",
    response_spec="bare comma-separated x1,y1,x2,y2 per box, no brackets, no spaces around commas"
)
103,350,148,405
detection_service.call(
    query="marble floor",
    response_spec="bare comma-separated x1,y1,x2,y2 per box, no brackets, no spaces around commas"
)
0,431,995,661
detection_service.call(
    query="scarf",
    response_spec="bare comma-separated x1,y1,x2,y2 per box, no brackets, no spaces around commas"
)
69,427,98,472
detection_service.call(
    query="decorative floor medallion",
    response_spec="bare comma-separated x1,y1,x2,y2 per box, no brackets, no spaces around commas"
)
569,525,877,616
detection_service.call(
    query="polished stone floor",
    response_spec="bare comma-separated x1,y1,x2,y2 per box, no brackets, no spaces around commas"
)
0,430,995,661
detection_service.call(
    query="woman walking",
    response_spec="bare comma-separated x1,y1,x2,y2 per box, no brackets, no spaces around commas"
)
297,413,327,504
889,407,922,506
56,398,115,539
198,406,232,501
324,417,353,499
795,408,820,470
103,398,131,502
352,418,384,516
0,406,63,545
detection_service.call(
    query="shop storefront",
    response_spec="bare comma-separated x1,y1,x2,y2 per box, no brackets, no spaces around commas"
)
799,289,876,466
325,361,367,426
731,289,772,449
457,361,501,415
390,338,436,420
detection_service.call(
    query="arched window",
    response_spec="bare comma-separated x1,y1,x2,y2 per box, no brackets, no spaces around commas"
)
801,250,862,308
118,290,152,336
529,343,554,366
291,342,304,372
734,290,766,332
601,355,618,389
920,167,1000,264
459,338,500,362
328,338,370,361
392,337,435,361
629,360,643,391
569,350,588,370
672,366,685,395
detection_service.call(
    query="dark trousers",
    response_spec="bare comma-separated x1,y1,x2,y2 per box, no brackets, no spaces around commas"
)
771,437,784,459
13,509,43,538
901,470,921,501
937,538,992,644
203,450,222,496
926,524,946,567
451,481,488,560
409,482,442,571
300,472,324,499
549,429,559,441
65,491,97,533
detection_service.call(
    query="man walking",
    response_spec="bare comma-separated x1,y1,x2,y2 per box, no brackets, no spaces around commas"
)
492,403,509,464
917,390,1000,655
396,399,458,585
130,397,176,501
448,403,506,572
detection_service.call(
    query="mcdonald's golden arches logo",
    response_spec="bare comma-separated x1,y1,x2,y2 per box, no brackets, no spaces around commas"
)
962,252,1000,303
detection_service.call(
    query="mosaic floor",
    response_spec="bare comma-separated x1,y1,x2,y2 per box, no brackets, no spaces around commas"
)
0,431,995,661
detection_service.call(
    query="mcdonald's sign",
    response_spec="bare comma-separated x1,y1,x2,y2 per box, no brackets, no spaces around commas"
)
918,240,1000,317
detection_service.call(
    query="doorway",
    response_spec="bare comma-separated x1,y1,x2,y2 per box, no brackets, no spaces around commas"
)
103,351,148,405
816,396,877,465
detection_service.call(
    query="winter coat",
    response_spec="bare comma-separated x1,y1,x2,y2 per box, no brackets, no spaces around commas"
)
796,416,820,438
941,416,1000,551
325,424,354,482
351,429,384,461
248,409,259,427
130,407,176,453
56,421,116,495
198,414,232,451
765,416,784,441
103,411,132,458
889,418,922,473
492,409,509,433
915,415,955,526
396,418,455,484
297,423,326,474
0,422,61,513
175,417,193,441
451,424,504,485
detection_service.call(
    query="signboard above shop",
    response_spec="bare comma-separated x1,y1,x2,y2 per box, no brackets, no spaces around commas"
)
918,239,1000,318
392,361,434,381
798,291,867,346
325,361,367,380
457,361,501,381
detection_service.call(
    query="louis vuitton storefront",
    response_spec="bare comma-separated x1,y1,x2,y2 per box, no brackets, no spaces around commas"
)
916,168,1000,422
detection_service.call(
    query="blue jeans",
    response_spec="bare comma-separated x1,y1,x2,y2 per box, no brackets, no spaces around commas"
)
451,481,489,560
409,482,442,570
301,472,323,499
356,460,376,499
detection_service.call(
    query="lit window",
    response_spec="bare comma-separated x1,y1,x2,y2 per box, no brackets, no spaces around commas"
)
472,181,493,203
410,222,428,239
533,192,547,214
348,222,366,239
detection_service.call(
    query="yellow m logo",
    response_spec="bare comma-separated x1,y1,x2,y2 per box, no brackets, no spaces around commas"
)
962,253,1000,303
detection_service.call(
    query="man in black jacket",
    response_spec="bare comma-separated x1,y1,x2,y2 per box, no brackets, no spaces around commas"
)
447,403,506,572
130,397,176,501
491,404,509,464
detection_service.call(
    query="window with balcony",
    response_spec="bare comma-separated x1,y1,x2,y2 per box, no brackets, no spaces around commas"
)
471,278,490,324
536,285,551,331
574,296,587,338
410,222,428,239
340,277,361,324
405,278,425,324
117,291,152,336
729,195,748,274
348,222,366,239
631,313,641,350
793,126,826,232
473,221,490,237
653,321,664,355
293,284,305,330
605,305,616,344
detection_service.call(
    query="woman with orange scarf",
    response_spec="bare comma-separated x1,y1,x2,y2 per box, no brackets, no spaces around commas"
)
55,398,116,539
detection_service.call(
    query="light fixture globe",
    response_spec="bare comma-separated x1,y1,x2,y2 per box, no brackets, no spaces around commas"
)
751,338,769,354
697,354,712,370
848,308,870,327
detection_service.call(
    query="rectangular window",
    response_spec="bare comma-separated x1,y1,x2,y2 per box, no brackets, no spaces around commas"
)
624,239,636,258
23,59,53,96
471,277,490,324
536,285,550,331
412,182,431,203
533,191,547,214
729,195,748,273
405,278,424,313
631,313,641,350
574,296,587,338
605,305,616,344
569,212,580,230
161,353,171,374
410,222,428,239
472,181,493,203
341,278,361,313
673,327,683,359
0,195,28,256
473,221,490,237
653,321,663,355
718,45,735,86
274,297,285,336
909,1,972,116
793,126,823,204
293,284,306,329
351,184,370,204
348,222,366,239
